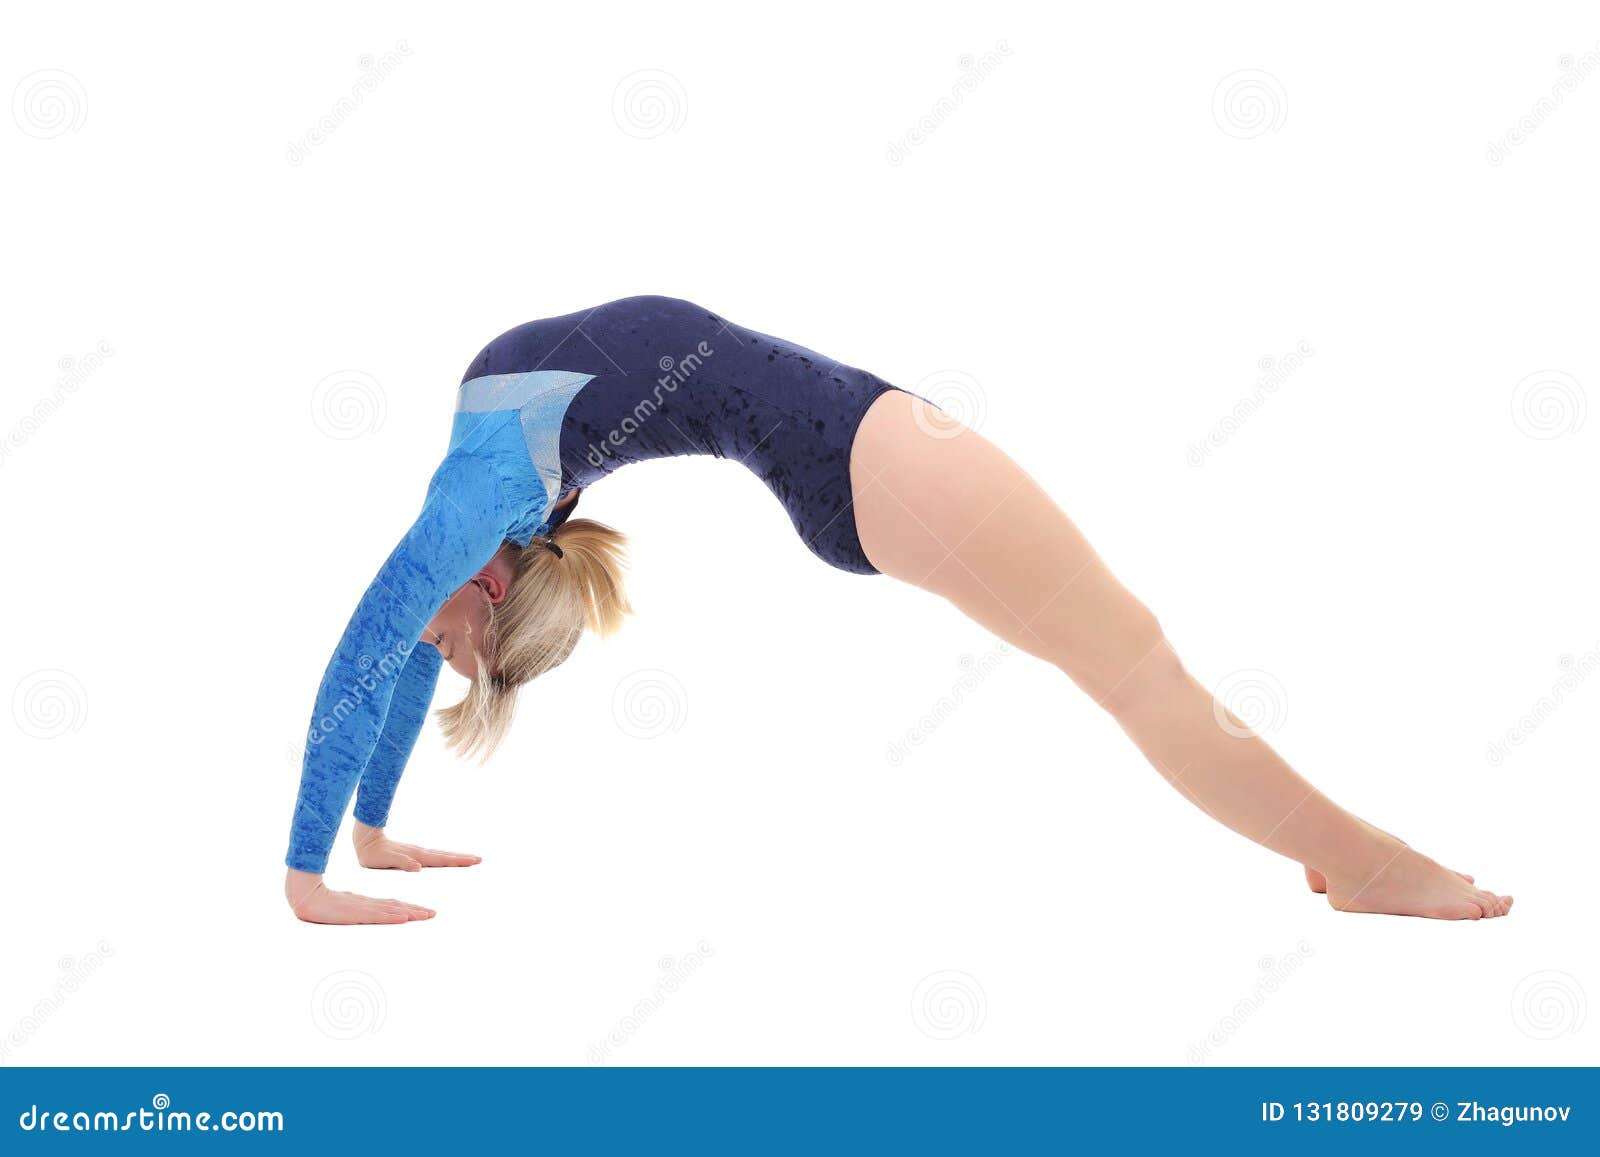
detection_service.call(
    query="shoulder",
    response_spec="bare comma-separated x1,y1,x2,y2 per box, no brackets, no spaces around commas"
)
423,452,512,526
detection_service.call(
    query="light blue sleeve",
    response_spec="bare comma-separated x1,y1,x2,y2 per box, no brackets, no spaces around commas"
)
352,641,444,830
286,453,511,873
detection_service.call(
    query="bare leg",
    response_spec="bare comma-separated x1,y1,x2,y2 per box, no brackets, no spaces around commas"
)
848,391,1511,919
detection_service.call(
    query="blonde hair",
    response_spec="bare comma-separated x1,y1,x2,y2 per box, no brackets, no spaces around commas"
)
436,518,631,759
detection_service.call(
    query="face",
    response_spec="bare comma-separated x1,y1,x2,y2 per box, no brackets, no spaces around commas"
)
424,548,516,680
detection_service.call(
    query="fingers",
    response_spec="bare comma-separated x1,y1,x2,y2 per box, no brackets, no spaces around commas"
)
390,841,481,868
372,899,435,922
290,887,437,924
412,847,482,868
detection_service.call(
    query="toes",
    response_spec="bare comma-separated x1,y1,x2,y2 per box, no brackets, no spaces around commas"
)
1304,866,1328,894
1466,889,1516,919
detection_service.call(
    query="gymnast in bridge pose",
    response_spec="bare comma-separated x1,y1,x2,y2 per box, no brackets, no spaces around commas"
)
284,295,1512,923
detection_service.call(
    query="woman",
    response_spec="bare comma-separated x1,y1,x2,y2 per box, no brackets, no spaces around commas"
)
285,296,1512,923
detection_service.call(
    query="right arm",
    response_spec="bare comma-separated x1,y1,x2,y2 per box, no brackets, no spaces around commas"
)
285,453,510,922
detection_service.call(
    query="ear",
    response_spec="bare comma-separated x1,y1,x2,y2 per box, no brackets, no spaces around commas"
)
474,565,509,605
474,543,519,604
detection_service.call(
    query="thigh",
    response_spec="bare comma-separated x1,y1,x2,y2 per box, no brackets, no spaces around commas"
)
848,390,1166,701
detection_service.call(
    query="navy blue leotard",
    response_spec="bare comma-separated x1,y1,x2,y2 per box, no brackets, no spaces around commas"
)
287,296,902,872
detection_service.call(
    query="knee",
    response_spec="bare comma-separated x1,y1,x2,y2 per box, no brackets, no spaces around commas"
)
1088,608,1189,718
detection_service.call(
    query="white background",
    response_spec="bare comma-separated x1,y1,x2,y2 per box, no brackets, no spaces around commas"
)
2,1,1596,1066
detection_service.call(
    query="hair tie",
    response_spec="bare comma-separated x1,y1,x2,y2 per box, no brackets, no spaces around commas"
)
543,537,564,559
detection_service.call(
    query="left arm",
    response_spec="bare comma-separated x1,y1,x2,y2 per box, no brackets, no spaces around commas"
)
285,453,509,920
349,632,484,870
351,641,443,830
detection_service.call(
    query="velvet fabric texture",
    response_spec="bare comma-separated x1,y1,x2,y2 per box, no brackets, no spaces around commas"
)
287,297,899,872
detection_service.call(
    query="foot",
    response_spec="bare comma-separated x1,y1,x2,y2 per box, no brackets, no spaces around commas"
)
1302,821,1474,895
353,822,482,871
285,869,435,925
1322,837,1512,920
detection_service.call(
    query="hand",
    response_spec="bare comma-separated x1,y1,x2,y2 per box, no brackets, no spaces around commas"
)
352,821,482,871
284,868,435,925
